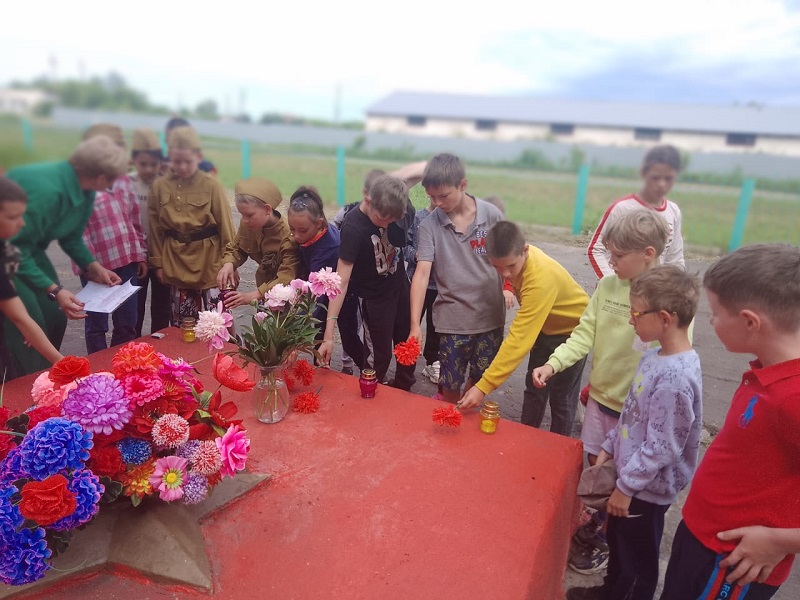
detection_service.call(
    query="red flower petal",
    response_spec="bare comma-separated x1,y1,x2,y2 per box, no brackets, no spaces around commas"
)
49,356,91,385
212,354,256,392
432,405,462,427
292,359,315,386
393,338,421,366
293,391,320,413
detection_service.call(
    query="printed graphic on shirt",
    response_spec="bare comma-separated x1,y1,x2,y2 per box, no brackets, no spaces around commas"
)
470,229,488,255
260,252,280,278
371,229,398,276
738,395,758,428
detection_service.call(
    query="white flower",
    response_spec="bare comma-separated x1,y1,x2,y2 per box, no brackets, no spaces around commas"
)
264,284,299,309
195,304,231,350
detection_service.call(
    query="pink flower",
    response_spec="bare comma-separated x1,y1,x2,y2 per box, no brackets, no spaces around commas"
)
254,312,268,324
122,373,165,407
308,267,342,299
149,456,188,502
31,373,77,408
157,353,193,378
264,284,299,309
195,303,232,352
215,424,250,478
290,279,310,294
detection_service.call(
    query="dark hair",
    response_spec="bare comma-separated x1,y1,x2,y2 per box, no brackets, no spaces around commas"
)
704,243,800,332
369,175,408,222
165,117,191,132
288,186,327,223
421,153,466,189
642,145,681,173
630,265,700,328
132,149,164,161
486,221,525,258
0,177,27,204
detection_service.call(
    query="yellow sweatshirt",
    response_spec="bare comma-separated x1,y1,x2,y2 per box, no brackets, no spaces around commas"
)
475,246,589,395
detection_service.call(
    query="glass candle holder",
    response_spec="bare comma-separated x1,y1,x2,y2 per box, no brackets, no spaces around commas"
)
181,317,197,343
359,369,378,398
479,399,501,434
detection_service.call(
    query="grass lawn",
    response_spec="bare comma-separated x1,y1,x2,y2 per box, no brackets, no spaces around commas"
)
1,119,797,253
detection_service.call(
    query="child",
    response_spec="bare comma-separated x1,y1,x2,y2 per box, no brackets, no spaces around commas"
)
148,126,235,325
287,185,363,368
127,128,172,336
319,175,416,390
531,209,669,575
75,124,148,353
588,145,685,279
217,177,298,307
409,153,505,405
457,221,590,437
566,265,702,600
164,117,217,174
659,244,800,600
0,177,63,379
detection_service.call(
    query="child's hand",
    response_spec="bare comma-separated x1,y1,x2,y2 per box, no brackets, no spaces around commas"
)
606,487,631,517
718,526,785,585
217,263,236,289
503,289,516,309
595,449,613,466
318,340,333,366
224,290,260,309
409,323,423,347
531,365,554,388
457,386,484,410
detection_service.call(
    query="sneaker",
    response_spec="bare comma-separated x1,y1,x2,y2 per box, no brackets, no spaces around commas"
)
566,586,604,600
573,516,604,550
421,361,440,384
568,539,609,575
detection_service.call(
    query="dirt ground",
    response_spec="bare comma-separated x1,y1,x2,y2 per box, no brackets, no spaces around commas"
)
47,223,798,599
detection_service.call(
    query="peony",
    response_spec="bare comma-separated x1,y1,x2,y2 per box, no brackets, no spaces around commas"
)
264,283,299,309
215,424,249,478
289,278,310,294
62,374,132,435
308,267,342,299
148,455,188,502
195,302,232,351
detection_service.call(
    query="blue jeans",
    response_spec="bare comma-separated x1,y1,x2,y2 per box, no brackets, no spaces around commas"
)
80,263,139,354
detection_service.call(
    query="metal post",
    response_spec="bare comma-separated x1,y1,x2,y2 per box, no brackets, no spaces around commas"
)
241,139,251,179
728,178,755,251
572,164,590,235
336,146,346,207
159,130,167,156
21,118,34,153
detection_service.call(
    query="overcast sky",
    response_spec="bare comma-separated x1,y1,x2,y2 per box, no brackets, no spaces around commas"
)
2,0,799,121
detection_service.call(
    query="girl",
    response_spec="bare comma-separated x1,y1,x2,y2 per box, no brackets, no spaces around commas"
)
588,145,685,279
287,186,365,370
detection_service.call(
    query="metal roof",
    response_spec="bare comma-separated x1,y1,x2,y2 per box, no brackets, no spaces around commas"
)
366,91,800,137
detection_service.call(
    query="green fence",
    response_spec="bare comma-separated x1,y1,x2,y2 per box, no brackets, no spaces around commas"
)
2,118,798,254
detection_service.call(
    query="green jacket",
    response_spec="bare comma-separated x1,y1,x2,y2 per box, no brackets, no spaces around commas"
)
7,161,96,290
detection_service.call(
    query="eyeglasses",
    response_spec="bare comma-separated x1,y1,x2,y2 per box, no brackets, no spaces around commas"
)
629,308,661,319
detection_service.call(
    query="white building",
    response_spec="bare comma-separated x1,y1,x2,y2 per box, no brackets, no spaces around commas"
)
0,88,50,116
365,91,800,156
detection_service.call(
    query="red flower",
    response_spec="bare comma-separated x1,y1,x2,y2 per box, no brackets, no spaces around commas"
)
0,407,13,461
293,391,320,413
189,423,214,440
49,356,91,385
432,405,462,428
19,474,77,526
283,370,297,392
393,338,421,366
292,359,314,386
26,404,62,429
212,354,256,392
88,444,124,478
112,342,162,378
205,390,243,429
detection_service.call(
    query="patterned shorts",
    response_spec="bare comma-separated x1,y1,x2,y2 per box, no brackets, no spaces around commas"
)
438,327,504,392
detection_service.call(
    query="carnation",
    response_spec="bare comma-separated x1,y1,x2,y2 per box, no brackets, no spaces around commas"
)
0,527,51,585
308,267,342,299
122,373,165,407
19,418,93,480
62,374,132,435
264,283,298,309
151,414,190,449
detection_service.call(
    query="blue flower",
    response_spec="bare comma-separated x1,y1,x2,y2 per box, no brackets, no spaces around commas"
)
19,418,93,480
116,437,152,466
0,485,23,539
0,447,24,484
0,527,52,585
50,470,104,531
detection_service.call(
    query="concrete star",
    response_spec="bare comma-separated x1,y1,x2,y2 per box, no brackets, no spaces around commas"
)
0,473,270,599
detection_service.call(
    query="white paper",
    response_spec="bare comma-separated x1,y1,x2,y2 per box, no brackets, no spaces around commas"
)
76,279,142,314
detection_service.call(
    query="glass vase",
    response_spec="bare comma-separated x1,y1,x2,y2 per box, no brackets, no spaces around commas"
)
252,365,290,424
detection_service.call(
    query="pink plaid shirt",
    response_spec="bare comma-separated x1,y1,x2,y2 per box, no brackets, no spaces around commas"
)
72,174,147,274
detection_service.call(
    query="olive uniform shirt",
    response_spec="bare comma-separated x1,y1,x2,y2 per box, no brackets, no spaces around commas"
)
221,212,299,294
147,170,235,290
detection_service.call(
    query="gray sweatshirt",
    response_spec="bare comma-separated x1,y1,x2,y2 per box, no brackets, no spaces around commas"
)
601,347,703,505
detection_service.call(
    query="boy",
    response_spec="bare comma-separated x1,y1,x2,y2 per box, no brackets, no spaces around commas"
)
165,117,217,174
659,244,800,600
75,124,148,353
567,265,703,600
128,128,172,336
147,126,235,325
0,177,63,379
319,175,416,390
457,221,590,437
217,177,298,306
409,153,505,405
532,209,669,574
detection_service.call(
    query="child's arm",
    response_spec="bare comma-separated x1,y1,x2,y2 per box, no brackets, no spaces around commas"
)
319,259,354,366
718,527,800,585
662,205,686,269
390,161,427,188
0,297,63,364
587,205,618,279
409,260,432,345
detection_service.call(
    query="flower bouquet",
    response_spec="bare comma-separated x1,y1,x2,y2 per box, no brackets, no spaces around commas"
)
195,268,342,424
0,344,251,585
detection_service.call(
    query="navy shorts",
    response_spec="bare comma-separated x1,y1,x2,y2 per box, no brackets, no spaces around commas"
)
438,327,503,392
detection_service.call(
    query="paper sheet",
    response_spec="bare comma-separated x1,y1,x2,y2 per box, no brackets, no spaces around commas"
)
76,279,142,314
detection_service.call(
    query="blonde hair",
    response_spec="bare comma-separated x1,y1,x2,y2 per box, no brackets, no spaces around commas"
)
704,243,800,332
603,209,669,257
630,265,700,327
68,136,129,180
